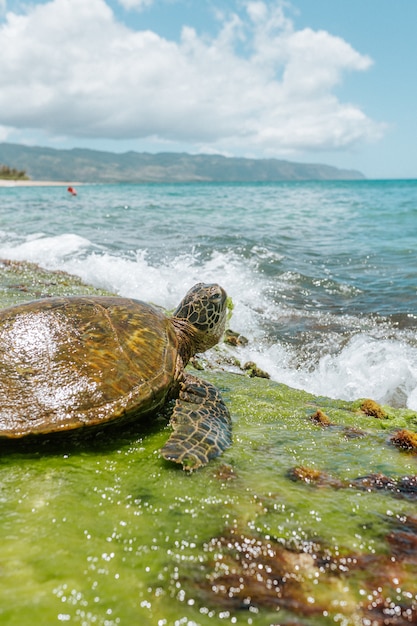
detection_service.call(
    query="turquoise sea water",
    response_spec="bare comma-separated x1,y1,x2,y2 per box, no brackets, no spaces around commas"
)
1,179,417,408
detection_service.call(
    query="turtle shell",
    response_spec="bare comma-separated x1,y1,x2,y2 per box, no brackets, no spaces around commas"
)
0,296,178,438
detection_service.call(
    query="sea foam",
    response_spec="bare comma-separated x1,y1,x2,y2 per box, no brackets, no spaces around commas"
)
1,231,417,410
237,334,417,410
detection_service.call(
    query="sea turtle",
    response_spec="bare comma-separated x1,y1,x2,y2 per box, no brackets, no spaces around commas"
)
0,282,231,470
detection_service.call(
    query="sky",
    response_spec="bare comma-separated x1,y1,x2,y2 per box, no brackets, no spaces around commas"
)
0,0,416,179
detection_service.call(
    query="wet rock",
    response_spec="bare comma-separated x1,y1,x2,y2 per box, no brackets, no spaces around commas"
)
189,356,205,371
289,467,417,500
341,426,367,439
288,466,345,488
195,527,417,622
387,514,417,563
243,361,270,379
199,531,326,616
350,473,417,499
288,465,323,484
224,329,248,347
362,596,417,626
0,258,111,308
351,472,399,492
213,463,237,481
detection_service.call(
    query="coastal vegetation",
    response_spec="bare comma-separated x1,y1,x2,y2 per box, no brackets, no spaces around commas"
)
0,164,29,180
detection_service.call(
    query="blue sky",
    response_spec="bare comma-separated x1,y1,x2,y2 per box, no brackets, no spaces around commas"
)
0,0,416,178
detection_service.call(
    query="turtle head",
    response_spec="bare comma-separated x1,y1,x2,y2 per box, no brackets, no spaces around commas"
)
173,283,227,353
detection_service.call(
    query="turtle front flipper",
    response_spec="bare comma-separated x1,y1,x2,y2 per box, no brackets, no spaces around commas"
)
161,374,232,471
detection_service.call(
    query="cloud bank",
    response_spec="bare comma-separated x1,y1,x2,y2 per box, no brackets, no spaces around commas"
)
0,0,383,154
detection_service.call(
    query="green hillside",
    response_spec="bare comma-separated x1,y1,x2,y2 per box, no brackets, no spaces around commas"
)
0,143,365,183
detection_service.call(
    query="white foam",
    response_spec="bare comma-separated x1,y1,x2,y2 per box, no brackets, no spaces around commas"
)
2,232,417,409
0,232,268,312
237,334,417,410
0,233,93,265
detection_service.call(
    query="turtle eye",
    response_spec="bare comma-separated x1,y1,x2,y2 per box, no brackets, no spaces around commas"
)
209,292,223,304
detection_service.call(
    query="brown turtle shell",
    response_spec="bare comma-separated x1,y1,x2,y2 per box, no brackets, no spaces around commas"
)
0,296,178,437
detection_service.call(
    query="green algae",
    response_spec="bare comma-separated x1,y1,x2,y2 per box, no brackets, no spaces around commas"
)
0,262,416,625
0,259,112,308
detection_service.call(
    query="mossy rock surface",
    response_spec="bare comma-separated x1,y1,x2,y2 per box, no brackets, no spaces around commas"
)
0,262,416,625
0,259,112,308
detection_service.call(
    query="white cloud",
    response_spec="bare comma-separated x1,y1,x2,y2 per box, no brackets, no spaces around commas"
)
117,0,155,10
0,125,12,141
0,0,383,155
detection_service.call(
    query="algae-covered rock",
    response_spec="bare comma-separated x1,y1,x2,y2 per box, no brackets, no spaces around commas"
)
224,328,248,347
0,258,112,308
242,360,271,379
391,428,417,452
0,262,417,625
309,408,332,426
360,398,386,419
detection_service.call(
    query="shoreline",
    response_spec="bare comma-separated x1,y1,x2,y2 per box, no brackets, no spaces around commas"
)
0,180,82,187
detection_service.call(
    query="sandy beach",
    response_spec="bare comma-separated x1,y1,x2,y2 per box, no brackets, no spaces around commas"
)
0,180,81,187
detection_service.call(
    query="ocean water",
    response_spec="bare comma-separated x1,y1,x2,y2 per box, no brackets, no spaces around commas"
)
1,179,417,409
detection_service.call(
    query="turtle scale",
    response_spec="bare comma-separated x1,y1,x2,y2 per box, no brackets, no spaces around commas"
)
0,296,177,437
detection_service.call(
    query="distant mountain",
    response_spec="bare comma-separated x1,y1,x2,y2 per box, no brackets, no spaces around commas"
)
0,142,365,183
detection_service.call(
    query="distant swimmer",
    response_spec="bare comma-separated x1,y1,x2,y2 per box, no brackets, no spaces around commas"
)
67,186,77,196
